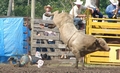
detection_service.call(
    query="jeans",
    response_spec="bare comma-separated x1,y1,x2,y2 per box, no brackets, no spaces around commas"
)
48,41,55,52
36,47,48,52
74,18,83,29
74,18,82,25
91,8,103,22
36,39,48,52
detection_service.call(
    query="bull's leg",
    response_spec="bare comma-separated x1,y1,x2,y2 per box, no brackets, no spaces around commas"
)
75,57,79,69
72,50,80,69
80,57,85,67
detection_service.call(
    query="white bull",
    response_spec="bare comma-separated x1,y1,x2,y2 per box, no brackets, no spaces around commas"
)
53,11,110,68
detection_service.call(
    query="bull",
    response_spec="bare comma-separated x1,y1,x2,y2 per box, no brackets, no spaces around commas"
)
52,11,110,68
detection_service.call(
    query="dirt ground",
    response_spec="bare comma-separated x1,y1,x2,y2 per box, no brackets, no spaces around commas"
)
0,60,120,73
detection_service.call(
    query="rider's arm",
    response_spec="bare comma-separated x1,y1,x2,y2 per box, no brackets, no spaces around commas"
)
77,14,86,18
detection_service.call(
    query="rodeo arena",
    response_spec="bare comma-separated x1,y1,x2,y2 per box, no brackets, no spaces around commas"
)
1,0,120,73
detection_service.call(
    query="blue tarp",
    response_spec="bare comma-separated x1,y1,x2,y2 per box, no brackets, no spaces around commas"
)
0,18,24,57
4,18,24,56
0,19,4,56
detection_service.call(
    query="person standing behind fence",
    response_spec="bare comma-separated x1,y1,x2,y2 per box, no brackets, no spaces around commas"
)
42,5,56,52
36,5,53,52
85,0,103,22
42,5,53,27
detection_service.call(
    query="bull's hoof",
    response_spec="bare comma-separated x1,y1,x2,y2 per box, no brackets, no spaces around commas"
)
72,64,78,69
81,66,87,70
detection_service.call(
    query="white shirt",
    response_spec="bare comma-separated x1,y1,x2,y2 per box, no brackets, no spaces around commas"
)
69,5,86,17
42,11,56,42
85,0,97,8
42,12,53,20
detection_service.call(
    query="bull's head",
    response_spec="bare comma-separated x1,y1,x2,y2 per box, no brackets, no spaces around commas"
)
96,38,110,51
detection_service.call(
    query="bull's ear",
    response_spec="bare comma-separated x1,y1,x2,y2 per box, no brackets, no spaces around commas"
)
96,38,100,42
95,38,99,45
96,38,102,42
96,38,105,46
96,38,102,45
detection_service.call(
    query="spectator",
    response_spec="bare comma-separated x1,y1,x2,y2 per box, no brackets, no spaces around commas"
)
113,0,120,18
106,0,120,19
36,5,54,52
85,0,103,22
36,24,47,52
42,5,53,27
69,0,87,30
42,5,56,52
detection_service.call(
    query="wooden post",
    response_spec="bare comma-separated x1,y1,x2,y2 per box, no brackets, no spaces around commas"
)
12,0,14,16
96,0,100,8
7,0,12,16
31,0,35,55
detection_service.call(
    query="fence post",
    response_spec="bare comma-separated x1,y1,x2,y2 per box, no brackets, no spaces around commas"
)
31,0,35,55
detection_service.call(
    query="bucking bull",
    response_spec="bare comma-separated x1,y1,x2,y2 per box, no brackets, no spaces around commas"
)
53,11,110,68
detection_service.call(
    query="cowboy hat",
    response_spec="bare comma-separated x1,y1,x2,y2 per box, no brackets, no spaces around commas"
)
44,5,52,10
74,0,83,5
110,0,118,5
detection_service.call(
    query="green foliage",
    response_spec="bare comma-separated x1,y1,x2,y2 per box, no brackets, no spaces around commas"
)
15,0,28,6
0,0,8,16
99,0,110,14
0,0,112,17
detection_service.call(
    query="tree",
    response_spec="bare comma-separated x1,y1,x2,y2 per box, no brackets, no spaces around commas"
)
7,0,12,16
96,0,100,8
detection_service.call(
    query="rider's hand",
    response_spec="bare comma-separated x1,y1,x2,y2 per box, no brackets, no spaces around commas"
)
45,13,50,17
112,9,117,14
88,8,94,14
82,14,86,17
